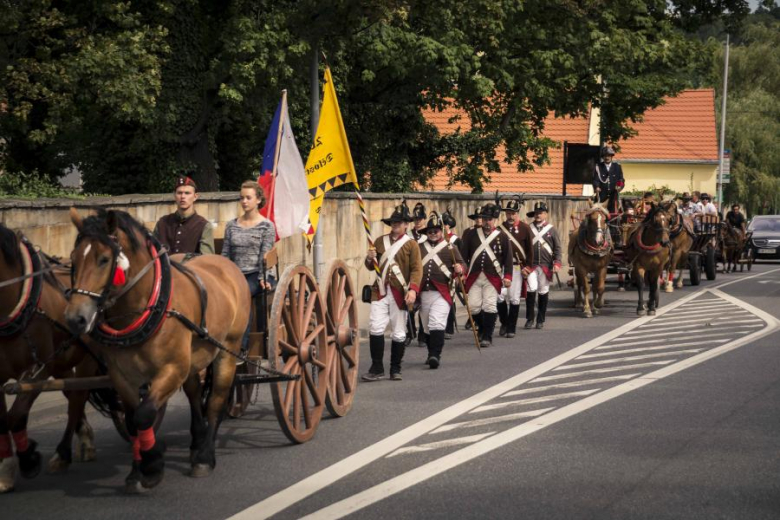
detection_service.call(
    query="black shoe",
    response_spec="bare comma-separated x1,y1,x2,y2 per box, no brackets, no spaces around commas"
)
506,332,515,338
524,319,534,329
499,324,507,337
427,357,440,369
361,371,385,382
480,312,497,345
535,321,544,329
479,338,492,348
389,371,403,381
444,333,453,340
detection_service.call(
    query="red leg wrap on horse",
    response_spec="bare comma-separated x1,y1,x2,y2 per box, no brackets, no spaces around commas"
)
669,273,674,282
0,433,12,459
131,436,142,462
138,427,155,452
12,430,29,453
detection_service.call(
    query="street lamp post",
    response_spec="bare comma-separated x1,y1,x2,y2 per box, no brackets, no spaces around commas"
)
717,34,730,214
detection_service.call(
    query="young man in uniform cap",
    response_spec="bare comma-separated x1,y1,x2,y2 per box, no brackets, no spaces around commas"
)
460,203,513,347
154,176,215,254
497,198,534,338
442,208,461,339
363,202,422,381
417,211,466,368
593,146,625,215
460,205,483,331
525,201,562,329
409,202,428,347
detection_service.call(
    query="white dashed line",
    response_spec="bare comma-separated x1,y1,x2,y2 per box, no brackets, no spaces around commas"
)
387,433,496,458
470,389,601,414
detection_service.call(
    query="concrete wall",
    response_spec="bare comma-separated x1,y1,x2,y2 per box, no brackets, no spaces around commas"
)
0,192,589,330
622,163,718,195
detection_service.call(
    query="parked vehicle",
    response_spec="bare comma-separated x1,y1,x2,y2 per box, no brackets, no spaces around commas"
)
747,215,780,261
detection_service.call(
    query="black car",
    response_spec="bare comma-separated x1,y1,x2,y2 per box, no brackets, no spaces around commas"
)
748,215,780,260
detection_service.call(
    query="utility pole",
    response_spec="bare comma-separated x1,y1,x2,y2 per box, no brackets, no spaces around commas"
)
310,45,323,280
717,33,730,214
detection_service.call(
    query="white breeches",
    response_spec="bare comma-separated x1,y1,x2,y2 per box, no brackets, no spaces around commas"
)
468,273,498,314
498,265,523,305
420,290,451,333
526,266,551,295
369,286,408,342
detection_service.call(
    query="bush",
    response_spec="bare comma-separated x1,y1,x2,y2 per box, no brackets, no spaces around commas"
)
0,171,88,199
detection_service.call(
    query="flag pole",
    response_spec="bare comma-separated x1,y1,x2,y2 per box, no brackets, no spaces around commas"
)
271,91,287,177
310,48,323,278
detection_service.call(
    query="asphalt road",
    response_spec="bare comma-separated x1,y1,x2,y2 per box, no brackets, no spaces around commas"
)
4,262,780,520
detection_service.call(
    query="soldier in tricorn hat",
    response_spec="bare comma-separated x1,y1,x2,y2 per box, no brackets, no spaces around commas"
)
460,203,513,347
525,201,562,329
417,212,466,368
410,202,428,244
442,208,461,339
496,196,534,338
362,201,422,382
460,205,484,331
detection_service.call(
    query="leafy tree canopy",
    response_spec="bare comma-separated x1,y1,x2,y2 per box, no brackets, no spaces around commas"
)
0,0,750,194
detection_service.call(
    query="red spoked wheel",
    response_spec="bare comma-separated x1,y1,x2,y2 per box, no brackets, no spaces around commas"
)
324,260,360,417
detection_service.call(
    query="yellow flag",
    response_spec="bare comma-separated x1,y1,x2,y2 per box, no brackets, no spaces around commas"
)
304,67,359,244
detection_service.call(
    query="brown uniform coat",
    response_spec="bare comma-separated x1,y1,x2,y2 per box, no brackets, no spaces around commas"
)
419,238,465,304
365,234,422,309
499,220,534,266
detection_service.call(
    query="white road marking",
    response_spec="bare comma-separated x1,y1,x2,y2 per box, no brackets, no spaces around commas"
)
387,433,495,458
553,349,704,371
430,408,555,435
470,389,600,414
677,301,734,309
620,323,762,338
648,309,753,324
655,307,742,319
605,330,751,348
637,317,764,331
581,342,727,358
594,338,729,351
532,361,676,382
228,267,780,520
302,308,779,520
503,374,640,397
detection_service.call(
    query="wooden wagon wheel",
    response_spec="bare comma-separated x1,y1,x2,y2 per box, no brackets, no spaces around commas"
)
269,265,331,444
324,260,360,417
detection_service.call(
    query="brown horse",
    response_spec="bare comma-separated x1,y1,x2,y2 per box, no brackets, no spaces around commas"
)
720,221,745,273
0,224,97,493
661,201,695,292
624,204,672,316
64,209,250,492
568,204,613,318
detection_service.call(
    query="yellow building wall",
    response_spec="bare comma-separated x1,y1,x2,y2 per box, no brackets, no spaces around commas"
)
621,163,718,195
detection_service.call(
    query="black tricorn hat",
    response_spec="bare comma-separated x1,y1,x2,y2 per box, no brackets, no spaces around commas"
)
442,207,456,228
467,205,483,220
420,211,445,233
479,203,502,219
381,201,414,225
502,198,522,213
526,201,549,218
412,202,427,220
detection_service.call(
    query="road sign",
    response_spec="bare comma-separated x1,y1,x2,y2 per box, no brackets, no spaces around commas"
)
721,149,731,184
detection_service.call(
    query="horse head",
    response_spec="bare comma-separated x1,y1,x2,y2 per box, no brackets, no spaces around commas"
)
584,204,610,247
645,203,671,247
64,208,146,335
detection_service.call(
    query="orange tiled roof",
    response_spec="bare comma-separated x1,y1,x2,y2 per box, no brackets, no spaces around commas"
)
618,89,718,163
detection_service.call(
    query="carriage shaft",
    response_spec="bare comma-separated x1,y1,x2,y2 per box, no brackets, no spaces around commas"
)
2,375,113,395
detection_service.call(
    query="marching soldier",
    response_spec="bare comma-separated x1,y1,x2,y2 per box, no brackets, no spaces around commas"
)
461,205,483,331
525,202,562,329
593,146,625,215
410,202,428,347
418,212,466,368
442,208,461,339
461,203,513,347
497,198,534,338
363,202,422,382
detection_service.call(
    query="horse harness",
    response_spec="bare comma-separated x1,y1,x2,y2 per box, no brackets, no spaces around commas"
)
0,236,45,338
576,221,612,258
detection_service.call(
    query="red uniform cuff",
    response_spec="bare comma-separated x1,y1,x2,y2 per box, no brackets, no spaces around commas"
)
409,284,420,293
554,261,562,269
503,273,512,281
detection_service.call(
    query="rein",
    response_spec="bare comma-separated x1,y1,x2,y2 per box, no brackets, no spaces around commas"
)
0,237,45,337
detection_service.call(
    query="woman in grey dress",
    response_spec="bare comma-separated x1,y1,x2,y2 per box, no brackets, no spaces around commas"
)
221,180,276,352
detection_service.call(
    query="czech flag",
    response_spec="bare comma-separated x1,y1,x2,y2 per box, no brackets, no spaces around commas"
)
259,91,310,240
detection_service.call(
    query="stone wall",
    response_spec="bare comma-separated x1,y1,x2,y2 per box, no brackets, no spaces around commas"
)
0,191,589,329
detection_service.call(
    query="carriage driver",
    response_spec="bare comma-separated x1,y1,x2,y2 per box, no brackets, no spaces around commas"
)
460,203,513,347
593,146,625,215
418,212,466,368
525,202,562,329
362,202,422,382
497,198,534,339
154,176,215,254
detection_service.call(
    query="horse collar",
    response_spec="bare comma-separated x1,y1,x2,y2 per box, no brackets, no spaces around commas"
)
0,237,44,337
635,226,663,253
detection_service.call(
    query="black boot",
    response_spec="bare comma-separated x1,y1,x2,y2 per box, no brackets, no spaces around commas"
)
525,292,536,329
426,330,446,369
536,293,549,329
445,305,455,338
507,304,520,337
465,311,480,331
497,301,508,337
361,335,385,382
389,340,406,380
417,314,427,347
480,312,497,347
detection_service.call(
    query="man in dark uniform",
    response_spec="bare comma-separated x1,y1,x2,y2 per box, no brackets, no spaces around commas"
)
154,176,215,254
460,203,513,347
363,202,422,382
442,208,461,339
497,197,534,338
593,146,625,215
725,203,746,233
525,202,562,329
417,212,466,368
409,202,428,347
411,203,428,244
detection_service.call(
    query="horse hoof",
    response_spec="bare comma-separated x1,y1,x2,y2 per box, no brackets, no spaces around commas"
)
593,308,600,315
637,309,646,316
123,461,147,494
190,463,213,478
617,286,625,292
648,309,656,316
46,452,70,475
140,468,164,489
74,443,96,463
675,283,683,289
664,286,673,293
17,441,42,479
0,457,17,493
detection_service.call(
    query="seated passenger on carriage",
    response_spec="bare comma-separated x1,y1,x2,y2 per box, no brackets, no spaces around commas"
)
636,192,656,217
221,180,277,354
154,176,215,254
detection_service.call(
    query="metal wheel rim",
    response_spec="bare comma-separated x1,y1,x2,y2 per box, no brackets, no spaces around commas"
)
324,260,359,417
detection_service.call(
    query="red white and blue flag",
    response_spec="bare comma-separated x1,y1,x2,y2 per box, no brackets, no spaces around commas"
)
259,91,309,240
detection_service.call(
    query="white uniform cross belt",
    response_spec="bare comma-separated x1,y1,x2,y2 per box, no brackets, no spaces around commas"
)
379,234,410,296
467,228,502,276
531,224,554,256
421,240,452,279
499,225,526,262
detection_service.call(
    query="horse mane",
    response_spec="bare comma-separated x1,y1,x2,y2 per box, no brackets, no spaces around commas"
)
0,223,22,267
78,209,143,253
